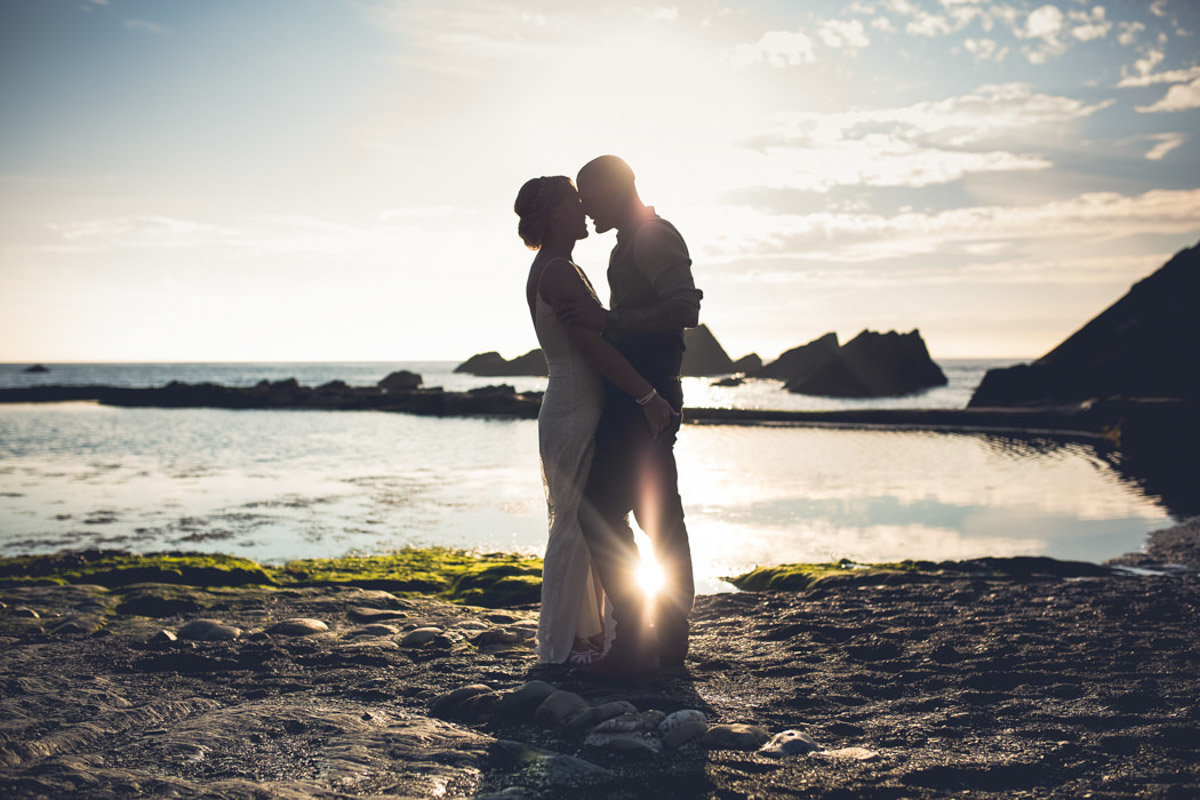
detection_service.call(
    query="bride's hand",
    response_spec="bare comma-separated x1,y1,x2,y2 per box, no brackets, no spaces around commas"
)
641,394,677,438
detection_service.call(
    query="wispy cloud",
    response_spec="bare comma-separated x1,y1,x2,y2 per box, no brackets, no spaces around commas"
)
1144,133,1186,160
708,188,1200,264
123,19,167,35
46,216,238,250
1117,64,1200,88
818,19,870,49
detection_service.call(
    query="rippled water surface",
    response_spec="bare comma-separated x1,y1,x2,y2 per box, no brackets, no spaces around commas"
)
0,397,1171,593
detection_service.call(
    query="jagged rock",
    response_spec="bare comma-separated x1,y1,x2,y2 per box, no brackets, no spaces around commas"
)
786,329,947,398
711,376,744,387
267,618,329,637
177,619,242,641
971,241,1200,407
149,629,177,646
731,353,762,373
760,729,820,757
681,324,736,375
755,332,841,381
454,350,548,377
702,723,771,751
378,370,422,392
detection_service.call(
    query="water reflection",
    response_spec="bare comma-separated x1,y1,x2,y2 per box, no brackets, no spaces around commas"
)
0,405,1175,593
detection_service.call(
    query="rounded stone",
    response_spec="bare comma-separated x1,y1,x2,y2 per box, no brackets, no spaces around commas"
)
150,629,178,646
702,723,771,751
178,618,243,641
663,720,709,749
401,626,444,646
350,623,400,637
817,746,880,761
760,729,820,757
534,690,590,729
267,618,330,637
659,709,707,736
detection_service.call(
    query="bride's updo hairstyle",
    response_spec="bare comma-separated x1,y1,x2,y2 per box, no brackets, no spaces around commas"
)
514,175,575,250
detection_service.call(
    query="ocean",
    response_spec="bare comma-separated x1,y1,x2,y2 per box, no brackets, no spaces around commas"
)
0,361,1174,592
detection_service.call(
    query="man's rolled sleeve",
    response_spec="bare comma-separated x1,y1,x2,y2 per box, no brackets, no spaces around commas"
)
635,220,703,309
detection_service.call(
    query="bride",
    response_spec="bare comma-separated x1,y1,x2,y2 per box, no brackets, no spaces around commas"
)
514,175,675,664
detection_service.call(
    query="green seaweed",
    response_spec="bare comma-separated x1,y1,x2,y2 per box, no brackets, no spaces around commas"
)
0,547,545,609
729,558,927,591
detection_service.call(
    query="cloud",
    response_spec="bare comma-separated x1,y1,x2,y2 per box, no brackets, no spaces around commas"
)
123,19,167,35
46,216,238,249
727,29,816,68
1117,65,1200,87
1117,20,1145,45
963,37,1008,62
906,12,952,36
1144,133,1186,160
1068,6,1111,41
1136,77,1200,112
817,19,870,49
707,188,1200,265
1021,4,1064,40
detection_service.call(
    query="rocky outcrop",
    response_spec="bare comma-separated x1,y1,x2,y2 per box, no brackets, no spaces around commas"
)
22,364,49,373
785,329,947,397
731,353,762,373
970,241,1200,407
753,333,840,382
378,370,422,392
454,350,548,377
681,324,735,376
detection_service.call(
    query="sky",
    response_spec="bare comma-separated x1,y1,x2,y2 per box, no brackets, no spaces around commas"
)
2,0,1198,363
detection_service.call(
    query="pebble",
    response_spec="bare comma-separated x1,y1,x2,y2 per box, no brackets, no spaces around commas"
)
178,618,242,641
351,589,408,609
150,630,178,646
759,729,820,757
702,723,771,751
485,612,520,624
348,606,408,622
51,619,94,636
12,606,40,619
590,711,645,733
817,746,881,761
400,627,444,646
348,624,400,637
267,618,330,637
534,690,590,729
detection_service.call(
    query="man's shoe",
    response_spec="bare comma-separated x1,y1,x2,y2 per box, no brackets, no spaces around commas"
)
574,642,658,683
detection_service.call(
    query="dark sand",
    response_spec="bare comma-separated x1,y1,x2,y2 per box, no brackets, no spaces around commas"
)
2,538,1199,799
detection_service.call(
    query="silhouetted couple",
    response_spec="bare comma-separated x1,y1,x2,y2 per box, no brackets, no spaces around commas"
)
515,156,702,680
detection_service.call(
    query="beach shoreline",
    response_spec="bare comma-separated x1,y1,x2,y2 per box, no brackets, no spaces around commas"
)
2,531,1198,798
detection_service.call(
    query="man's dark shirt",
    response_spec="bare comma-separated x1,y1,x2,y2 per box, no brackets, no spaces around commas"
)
605,207,703,379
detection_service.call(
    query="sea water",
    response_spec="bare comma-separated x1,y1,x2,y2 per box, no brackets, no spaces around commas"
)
0,362,1175,591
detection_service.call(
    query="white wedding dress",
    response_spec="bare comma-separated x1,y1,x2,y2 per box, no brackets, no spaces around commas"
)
532,260,612,663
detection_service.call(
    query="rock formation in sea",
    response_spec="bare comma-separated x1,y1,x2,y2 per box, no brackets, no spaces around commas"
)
784,329,948,398
970,241,1200,407
22,364,49,373
753,333,840,382
681,324,735,376
453,350,548,377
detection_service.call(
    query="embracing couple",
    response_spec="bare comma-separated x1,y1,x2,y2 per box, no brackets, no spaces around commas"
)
515,155,702,681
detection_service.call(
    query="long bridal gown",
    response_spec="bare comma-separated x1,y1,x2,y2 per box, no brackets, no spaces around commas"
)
532,260,612,663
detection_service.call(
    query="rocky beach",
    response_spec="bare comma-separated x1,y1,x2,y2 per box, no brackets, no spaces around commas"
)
2,526,1198,800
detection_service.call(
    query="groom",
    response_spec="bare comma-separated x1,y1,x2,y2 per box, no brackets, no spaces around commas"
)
562,155,702,678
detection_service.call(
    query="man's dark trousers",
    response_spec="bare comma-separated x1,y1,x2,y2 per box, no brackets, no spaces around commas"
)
579,376,694,665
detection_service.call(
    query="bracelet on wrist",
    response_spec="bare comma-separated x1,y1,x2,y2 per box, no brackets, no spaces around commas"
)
636,388,658,406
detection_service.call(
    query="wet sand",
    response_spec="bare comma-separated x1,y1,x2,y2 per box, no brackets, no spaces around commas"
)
2,537,1198,799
